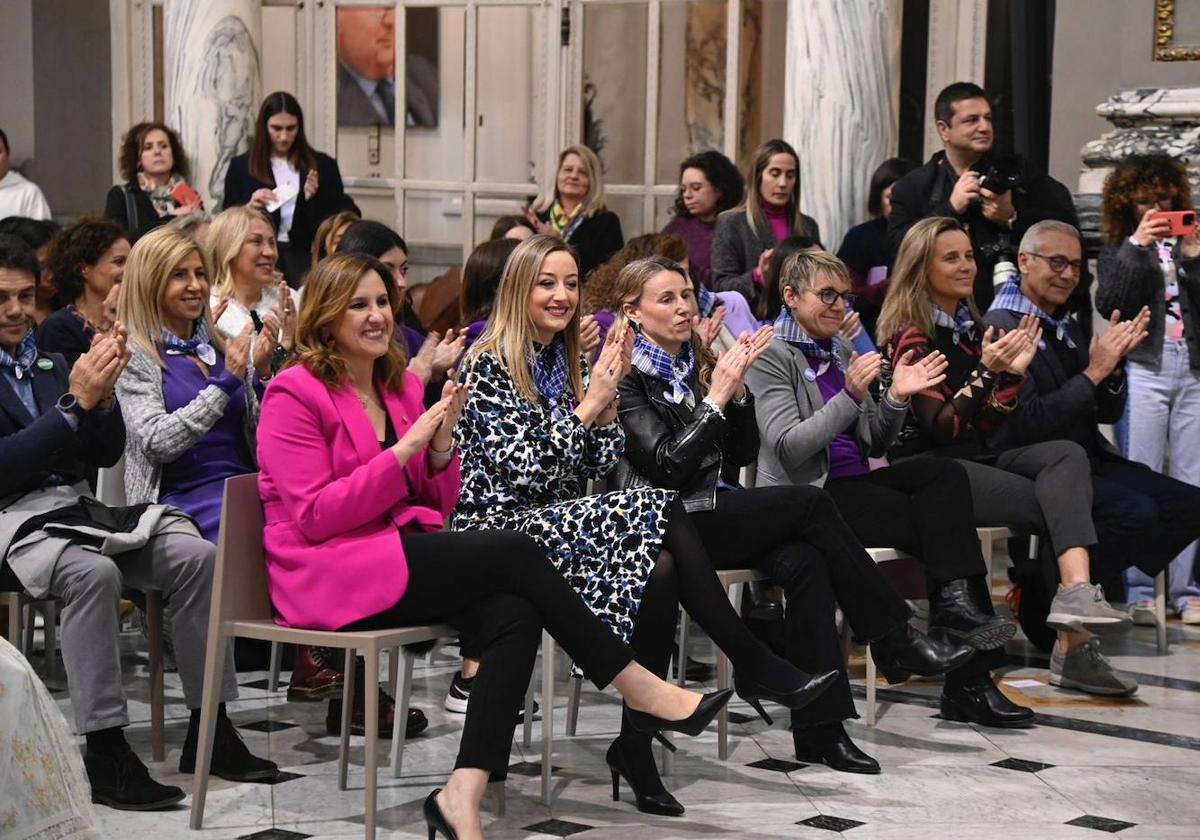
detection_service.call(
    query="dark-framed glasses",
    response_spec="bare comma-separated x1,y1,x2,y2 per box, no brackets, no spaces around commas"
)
810,287,857,307
1027,252,1083,275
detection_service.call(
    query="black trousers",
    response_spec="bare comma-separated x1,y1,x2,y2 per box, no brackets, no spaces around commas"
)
651,486,910,727
824,457,988,586
346,529,633,776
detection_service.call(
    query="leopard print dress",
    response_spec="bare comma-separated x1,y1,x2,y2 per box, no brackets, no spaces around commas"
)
452,350,675,645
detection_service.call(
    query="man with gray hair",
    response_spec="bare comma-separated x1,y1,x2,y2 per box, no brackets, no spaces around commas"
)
985,219,1200,695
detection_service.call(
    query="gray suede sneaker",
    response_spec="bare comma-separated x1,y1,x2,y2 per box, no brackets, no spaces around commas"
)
1049,638,1138,696
1045,583,1133,633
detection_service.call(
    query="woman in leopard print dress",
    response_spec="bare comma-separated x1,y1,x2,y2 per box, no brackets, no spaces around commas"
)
452,235,837,817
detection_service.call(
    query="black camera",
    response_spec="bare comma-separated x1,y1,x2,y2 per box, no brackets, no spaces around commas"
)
975,154,1024,195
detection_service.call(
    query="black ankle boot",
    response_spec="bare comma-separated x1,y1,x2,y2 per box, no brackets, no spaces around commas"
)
869,623,976,684
606,734,684,816
793,722,880,774
180,706,279,782
928,577,1017,651
941,673,1035,728
84,743,185,811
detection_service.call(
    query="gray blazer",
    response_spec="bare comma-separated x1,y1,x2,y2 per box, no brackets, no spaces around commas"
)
115,344,259,506
710,207,821,302
745,338,906,488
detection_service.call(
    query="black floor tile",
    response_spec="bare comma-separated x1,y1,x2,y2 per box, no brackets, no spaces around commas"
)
1065,815,1136,833
239,678,279,691
991,757,1054,773
239,719,299,733
236,830,312,840
523,817,593,836
798,814,865,832
508,760,561,777
746,757,807,773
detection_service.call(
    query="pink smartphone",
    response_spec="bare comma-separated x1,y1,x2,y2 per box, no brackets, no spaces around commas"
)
1159,210,1197,237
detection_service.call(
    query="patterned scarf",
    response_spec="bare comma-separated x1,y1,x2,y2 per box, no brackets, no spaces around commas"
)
529,336,569,402
772,306,842,370
631,330,695,405
0,331,38,380
697,286,719,318
162,320,217,366
548,200,586,241
931,300,977,347
137,172,186,217
988,276,1076,349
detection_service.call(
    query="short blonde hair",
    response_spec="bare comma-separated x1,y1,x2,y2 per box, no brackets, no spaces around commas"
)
118,225,223,365
468,234,584,404
876,216,977,344
777,250,850,301
206,205,277,299
531,145,608,219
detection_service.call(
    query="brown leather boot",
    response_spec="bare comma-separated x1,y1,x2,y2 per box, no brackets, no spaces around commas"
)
286,645,344,701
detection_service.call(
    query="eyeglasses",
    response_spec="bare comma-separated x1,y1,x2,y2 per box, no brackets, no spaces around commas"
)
1027,252,1083,275
809,287,857,307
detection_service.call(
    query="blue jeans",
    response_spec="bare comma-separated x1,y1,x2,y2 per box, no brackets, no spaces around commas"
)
1121,341,1200,610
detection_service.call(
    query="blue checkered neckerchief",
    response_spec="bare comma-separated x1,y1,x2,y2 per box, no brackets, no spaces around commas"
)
772,306,842,371
0,331,38,381
631,330,695,405
162,320,218,365
988,276,1076,349
931,301,977,347
529,335,569,403
697,286,719,318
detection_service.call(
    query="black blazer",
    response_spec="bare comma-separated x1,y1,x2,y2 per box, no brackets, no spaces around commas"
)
983,308,1123,455
0,348,125,500
222,151,360,252
103,182,171,243
615,366,758,513
537,209,624,280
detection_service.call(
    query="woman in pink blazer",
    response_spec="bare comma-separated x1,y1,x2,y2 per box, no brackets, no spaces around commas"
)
255,252,731,839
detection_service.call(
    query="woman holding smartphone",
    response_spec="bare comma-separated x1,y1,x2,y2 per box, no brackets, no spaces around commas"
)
105,122,204,243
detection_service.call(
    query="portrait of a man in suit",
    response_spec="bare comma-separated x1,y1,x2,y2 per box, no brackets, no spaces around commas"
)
336,6,438,129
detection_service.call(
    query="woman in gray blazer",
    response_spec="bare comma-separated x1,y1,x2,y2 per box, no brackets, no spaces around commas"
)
746,249,1033,730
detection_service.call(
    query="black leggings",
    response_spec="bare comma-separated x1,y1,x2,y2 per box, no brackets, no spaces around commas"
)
346,529,633,776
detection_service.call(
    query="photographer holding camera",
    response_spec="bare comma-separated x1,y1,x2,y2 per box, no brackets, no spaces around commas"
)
887,82,1089,317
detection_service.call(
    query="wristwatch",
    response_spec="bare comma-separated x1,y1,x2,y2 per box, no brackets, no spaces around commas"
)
56,392,86,421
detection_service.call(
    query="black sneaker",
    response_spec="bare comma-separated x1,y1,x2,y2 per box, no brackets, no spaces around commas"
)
444,672,474,714
179,715,279,782
85,746,185,811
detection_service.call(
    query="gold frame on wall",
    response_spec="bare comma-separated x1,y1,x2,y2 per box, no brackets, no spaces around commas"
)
1154,0,1200,61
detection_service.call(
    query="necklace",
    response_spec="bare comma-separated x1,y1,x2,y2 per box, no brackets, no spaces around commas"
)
356,389,380,411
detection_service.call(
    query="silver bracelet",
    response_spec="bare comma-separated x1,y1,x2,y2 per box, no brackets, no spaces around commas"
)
428,441,455,457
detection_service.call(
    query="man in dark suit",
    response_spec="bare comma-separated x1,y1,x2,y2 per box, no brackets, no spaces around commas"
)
0,235,275,810
336,7,438,127
985,220,1200,696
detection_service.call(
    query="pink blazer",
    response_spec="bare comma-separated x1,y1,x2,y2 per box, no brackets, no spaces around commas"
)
256,364,461,630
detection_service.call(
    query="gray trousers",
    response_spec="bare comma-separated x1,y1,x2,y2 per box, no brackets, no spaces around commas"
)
47,533,238,734
956,440,1098,556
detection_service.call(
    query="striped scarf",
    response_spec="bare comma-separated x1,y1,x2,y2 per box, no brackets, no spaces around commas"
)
631,331,695,406
987,276,1076,349
772,306,841,370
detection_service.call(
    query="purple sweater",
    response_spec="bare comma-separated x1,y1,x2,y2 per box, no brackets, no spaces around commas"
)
663,215,717,288
804,345,869,481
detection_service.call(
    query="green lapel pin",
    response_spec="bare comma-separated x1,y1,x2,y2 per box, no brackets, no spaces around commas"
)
36,358,54,371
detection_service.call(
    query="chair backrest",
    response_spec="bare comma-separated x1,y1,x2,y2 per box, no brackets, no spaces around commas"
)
95,455,128,507
212,473,273,623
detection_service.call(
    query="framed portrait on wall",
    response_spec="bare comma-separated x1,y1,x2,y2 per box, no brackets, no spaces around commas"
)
336,5,439,128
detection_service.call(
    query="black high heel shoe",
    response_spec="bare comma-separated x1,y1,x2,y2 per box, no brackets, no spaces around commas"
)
869,623,975,685
732,667,840,725
423,789,457,840
606,735,685,817
623,688,733,751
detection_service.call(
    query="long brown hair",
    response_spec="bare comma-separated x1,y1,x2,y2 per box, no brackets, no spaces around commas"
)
614,255,716,394
876,216,978,344
248,92,318,185
743,139,804,236
117,121,190,182
292,252,409,391
468,234,584,404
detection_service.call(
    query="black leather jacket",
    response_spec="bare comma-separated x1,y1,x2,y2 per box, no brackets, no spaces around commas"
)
615,366,758,512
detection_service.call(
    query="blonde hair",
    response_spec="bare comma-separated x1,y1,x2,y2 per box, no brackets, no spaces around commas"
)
292,252,409,391
206,205,277,299
468,234,584,404
531,145,608,219
778,250,851,301
744,139,804,237
117,225,223,366
614,255,716,394
875,216,978,344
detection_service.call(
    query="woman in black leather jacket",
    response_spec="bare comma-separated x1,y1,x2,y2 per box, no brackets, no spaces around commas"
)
616,256,974,779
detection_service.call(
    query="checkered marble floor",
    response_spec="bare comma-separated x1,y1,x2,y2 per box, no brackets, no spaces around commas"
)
32,595,1200,839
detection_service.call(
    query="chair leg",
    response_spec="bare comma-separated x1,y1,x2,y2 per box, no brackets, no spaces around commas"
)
865,646,877,727
1155,571,1169,653
565,675,581,737
338,650,357,791
540,631,555,806
5,596,20,645
981,537,994,583
522,672,535,749
24,602,35,656
676,610,689,687
146,591,165,763
188,626,230,830
267,642,283,692
489,780,506,816
716,582,744,761
42,601,58,678
386,646,400,699
390,649,416,777
363,644,379,840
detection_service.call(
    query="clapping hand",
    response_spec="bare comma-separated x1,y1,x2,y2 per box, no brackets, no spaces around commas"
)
580,315,602,356
843,351,884,401
430,377,468,457
1006,314,1042,376
224,324,253,380
70,328,131,411
708,325,773,407
696,305,726,349
1085,307,1151,384
839,310,864,342
580,322,631,426
303,168,319,201
887,349,948,401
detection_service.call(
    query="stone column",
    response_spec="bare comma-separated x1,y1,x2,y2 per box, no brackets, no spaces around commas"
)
164,0,262,208
783,0,901,252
